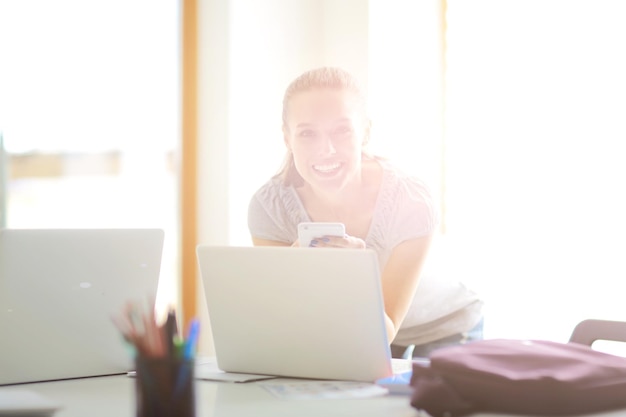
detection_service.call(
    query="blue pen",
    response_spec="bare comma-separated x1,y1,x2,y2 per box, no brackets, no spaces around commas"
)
184,319,200,359
173,319,201,401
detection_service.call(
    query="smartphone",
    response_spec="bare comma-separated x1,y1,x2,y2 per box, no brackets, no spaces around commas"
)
297,222,345,247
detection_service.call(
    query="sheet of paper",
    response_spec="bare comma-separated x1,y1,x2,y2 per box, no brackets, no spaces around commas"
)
194,368,277,383
261,381,389,400
391,358,414,373
194,358,278,383
376,371,414,395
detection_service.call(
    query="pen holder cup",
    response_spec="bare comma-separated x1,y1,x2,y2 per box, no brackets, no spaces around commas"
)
135,357,195,417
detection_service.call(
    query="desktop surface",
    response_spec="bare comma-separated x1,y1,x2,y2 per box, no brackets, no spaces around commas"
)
3,373,626,417
0,375,417,417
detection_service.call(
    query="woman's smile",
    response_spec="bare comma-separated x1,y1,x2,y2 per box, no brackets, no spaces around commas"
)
312,161,343,175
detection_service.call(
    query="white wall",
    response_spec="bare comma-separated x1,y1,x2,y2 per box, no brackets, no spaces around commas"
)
368,0,444,204
196,0,233,356
227,0,324,247
197,0,231,249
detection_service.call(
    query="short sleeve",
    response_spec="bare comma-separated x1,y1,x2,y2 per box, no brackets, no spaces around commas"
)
388,176,439,244
368,165,439,255
247,178,304,243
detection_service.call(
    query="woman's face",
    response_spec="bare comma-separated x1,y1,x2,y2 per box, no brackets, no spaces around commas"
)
283,88,367,192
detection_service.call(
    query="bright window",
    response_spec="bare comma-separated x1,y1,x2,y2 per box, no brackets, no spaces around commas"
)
444,0,626,340
0,0,181,314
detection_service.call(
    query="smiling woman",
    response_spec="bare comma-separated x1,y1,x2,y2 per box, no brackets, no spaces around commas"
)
247,67,483,358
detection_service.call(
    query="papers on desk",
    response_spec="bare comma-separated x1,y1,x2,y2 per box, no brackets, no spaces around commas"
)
258,358,416,399
0,390,62,416
194,368,277,383
194,358,278,383
130,356,413,398
261,381,389,400
187,357,415,397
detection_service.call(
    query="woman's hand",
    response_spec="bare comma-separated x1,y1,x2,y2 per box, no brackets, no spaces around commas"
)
309,234,366,249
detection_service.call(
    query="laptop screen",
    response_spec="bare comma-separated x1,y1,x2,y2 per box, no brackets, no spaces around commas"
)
0,228,164,385
196,245,392,382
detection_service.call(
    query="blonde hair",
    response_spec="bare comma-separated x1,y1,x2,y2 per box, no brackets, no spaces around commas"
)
277,67,370,186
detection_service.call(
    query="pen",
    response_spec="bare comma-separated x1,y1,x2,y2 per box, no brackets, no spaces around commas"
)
184,319,200,359
113,301,198,363
165,309,178,360
173,319,200,400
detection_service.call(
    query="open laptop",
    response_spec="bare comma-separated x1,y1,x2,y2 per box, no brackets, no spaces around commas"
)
0,228,164,386
196,245,394,382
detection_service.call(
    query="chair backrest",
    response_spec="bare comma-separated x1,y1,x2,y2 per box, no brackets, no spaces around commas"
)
569,319,626,346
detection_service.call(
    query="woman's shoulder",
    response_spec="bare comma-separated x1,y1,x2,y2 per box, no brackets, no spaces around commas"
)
248,175,305,223
369,156,439,241
248,176,304,243
249,176,299,216
251,175,287,201
373,156,435,203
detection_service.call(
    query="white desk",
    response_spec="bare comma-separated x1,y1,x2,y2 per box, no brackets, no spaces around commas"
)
4,374,626,417
2,355,626,417
0,375,419,417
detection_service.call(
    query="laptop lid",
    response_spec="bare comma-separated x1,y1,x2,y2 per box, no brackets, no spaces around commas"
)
196,245,393,382
0,228,164,386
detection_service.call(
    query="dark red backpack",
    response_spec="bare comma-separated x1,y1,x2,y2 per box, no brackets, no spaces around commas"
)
410,338,626,416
